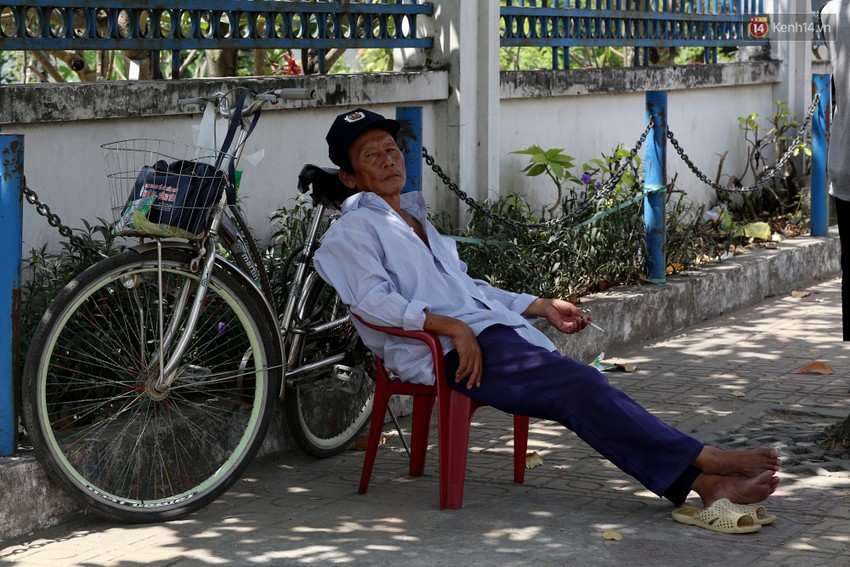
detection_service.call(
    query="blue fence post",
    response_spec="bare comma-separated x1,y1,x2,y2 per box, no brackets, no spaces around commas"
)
811,74,830,237
0,135,23,456
644,91,667,283
396,106,423,193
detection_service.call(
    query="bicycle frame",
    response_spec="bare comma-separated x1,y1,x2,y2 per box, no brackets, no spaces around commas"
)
275,204,357,389
150,89,358,400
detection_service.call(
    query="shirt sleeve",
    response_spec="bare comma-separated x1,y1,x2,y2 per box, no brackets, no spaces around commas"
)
314,221,430,331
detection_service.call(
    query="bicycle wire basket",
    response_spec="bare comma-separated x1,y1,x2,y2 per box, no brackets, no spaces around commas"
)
102,138,237,240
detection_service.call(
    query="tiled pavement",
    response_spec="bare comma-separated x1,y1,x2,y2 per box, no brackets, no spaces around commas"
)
2,278,849,566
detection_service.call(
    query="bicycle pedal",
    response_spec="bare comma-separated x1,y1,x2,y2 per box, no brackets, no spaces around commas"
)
331,364,364,394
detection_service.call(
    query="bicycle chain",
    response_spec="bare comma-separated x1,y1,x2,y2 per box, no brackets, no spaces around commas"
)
22,183,86,249
423,118,654,231
666,93,820,195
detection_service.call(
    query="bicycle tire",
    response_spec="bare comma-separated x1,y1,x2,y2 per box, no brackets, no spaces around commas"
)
22,248,281,522
284,272,375,458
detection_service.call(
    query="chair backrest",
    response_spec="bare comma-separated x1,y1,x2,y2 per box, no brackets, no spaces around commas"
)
350,312,447,387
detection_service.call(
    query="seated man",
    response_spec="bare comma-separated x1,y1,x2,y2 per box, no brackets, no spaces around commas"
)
313,108,779,517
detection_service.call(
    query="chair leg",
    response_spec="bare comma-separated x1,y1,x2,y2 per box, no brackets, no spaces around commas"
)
436,385,452,509
409,394,436,477
513,415,529,484
358,369,391,494
440,389,476,509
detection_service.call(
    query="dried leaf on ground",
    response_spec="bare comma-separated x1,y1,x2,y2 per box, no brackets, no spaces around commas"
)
793,361,834,375
348,435,384,451
790,290,811,299
526,451,543,469
602,530,623,541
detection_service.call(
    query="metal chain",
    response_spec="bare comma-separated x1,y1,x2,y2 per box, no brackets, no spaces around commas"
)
667,92,820,194
22,184,86,249
423,117,655,231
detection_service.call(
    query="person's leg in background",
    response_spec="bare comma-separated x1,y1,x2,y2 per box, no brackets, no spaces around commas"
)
835,196,850,340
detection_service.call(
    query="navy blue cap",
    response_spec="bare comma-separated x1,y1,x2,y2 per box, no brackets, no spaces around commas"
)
326,108,400,171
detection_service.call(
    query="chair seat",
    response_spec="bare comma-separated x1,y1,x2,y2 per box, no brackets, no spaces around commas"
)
353,315,529,509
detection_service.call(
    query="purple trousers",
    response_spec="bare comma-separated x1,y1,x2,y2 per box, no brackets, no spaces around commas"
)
443,325,703,505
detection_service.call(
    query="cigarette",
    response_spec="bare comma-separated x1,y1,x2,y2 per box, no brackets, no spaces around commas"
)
590,322,605,333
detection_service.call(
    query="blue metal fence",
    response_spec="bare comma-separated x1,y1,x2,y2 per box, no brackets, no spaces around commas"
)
500,0,768,68
0,0,433,75
2,1,779,75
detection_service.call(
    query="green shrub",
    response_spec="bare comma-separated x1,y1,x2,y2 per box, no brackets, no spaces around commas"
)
456,145,739,298
20,219,123,372
717,101,811,230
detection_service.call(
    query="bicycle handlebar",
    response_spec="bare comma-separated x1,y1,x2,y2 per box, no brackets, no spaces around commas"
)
178,88,317,118
273,88,316,100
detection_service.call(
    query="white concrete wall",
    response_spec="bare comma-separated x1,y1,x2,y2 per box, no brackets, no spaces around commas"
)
4,73,448,254
667,84,780,209
4,61,793,256
500,92,647,211
499,63,782,215
14,105,442,255
500,83,777,213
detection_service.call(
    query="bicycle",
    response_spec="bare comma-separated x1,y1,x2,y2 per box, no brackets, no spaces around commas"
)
21,88,376,522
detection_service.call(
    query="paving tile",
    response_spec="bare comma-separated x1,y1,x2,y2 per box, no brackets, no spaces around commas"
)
3,277,850,566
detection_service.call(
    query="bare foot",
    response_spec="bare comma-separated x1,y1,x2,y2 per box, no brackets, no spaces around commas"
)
694,446,780,477
692,470,780,508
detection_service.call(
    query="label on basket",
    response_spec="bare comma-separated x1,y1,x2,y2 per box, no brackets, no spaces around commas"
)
140,181,179,206
116,159,230,240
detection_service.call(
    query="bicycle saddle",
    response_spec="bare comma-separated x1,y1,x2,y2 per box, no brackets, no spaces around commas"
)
297,164,358,209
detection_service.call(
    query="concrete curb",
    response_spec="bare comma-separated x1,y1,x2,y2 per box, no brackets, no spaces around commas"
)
0,231,841,542
545,230,841,363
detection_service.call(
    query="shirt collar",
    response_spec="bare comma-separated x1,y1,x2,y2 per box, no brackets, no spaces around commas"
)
341,191,428,221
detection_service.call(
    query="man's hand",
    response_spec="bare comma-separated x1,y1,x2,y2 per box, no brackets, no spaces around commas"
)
424,312,483,388
524,298,591,334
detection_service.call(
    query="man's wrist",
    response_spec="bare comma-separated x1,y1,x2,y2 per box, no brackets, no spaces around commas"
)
523,298,551,318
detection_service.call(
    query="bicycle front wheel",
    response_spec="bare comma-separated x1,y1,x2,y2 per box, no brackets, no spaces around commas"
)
285,272,375,458
22,248,281,522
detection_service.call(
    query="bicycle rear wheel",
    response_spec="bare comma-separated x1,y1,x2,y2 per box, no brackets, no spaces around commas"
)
22,248,281,522
285,272,375,458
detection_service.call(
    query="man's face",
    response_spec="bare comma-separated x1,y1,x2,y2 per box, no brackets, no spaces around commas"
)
339,128,407,199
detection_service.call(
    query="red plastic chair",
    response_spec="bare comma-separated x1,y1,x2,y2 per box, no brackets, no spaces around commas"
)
353,314,529,509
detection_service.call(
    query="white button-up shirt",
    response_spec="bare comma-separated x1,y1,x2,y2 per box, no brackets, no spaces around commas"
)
313,191,557,385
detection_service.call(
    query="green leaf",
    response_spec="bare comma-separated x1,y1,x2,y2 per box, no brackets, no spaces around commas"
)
549,154,575,167
550,164,565,179
526,163,547,177
511,145,545,156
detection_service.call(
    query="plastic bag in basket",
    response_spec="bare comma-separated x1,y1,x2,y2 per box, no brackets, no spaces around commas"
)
117,159,230,239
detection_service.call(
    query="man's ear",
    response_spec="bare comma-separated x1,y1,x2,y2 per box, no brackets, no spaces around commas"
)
339,169,357,189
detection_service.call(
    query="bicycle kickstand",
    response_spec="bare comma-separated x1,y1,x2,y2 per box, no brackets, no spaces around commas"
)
386,405,411,458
